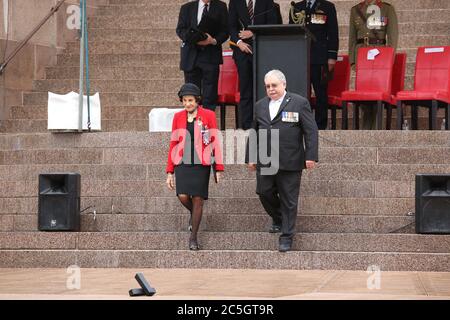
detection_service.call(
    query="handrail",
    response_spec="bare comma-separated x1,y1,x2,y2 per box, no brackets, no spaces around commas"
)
0,0,66,75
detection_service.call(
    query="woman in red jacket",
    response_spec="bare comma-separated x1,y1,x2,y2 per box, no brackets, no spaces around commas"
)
166,83,224,250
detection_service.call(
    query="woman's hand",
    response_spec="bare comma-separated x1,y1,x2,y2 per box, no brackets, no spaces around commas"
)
166,173,175,190
215,171,222,183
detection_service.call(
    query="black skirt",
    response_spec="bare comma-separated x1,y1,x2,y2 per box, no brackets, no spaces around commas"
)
175,164,211,199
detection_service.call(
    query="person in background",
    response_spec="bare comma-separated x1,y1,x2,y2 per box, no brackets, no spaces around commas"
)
348,0,398,129
166,83,224,250
228,0,278,129
176,0,229,111
289,0,339,130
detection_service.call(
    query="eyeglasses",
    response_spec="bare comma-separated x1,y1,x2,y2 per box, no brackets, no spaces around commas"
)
265,83,280,89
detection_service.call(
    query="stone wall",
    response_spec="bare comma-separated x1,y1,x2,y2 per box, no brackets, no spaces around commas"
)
0,0,107,121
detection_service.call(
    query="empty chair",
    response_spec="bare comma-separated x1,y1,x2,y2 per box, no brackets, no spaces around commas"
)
217,50,240,130
395,46,450,130
386,52,407,129
327,55,351,129
341,47,395,130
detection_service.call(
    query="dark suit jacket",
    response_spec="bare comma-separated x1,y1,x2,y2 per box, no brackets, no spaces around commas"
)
289,0,339,65
228,0,278,61
176,0,229,71
274,2,283,24
247,92,319,171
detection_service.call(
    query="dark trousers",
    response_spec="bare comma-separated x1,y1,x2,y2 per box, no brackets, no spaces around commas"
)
235,54,253,130
184,61,219,111
311,64,329,130
256,169,302,241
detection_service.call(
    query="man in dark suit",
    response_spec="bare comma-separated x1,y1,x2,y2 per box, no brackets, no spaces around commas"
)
229,0,278,129
289,0,339,129
274,2,283,24
247,70,319,252
176,0,229,111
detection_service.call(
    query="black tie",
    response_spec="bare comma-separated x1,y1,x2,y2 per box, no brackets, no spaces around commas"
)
202,3,208,21
307,1,312,10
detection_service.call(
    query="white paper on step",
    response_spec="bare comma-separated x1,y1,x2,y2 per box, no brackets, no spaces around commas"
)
47,91,101,131
149,108,183,132
425,47,444,54
367,49,380,60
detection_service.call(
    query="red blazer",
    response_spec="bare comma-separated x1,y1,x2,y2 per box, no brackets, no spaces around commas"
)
166,107,224,174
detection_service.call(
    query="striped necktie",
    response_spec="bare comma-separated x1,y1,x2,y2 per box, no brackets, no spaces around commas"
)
248,0,254,22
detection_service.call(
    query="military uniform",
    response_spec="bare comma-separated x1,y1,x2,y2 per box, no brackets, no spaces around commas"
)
289,0,339,130
348,0,398,129
349,0,398,65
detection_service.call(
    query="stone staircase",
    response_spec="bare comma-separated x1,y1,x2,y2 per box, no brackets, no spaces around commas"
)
0,0,450,271
1,131,450,270
1,0,449,132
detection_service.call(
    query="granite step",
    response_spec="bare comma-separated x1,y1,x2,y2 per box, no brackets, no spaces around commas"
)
0,119,150,133
1,249,449,271
8,213,414,233
86,9,450,29
45,65,181,80
22,91,179,106
4,231,448,252
1,131,450,149
44,63,415,80
56,53,180,67
0,178,416,199
32,79,184,93
0,195,415,217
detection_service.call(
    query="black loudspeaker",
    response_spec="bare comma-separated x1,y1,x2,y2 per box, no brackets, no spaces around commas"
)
38,173,81,231
416,174,450,234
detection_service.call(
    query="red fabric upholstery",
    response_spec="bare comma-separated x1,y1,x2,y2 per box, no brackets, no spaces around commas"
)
328,55,350,105
390,53,406,104
395,46,450,104
341,47,395,103
217,50,239,105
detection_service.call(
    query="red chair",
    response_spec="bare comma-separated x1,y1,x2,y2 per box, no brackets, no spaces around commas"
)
341,47,395,129
395,46,450,130
309,55,350,129
217,50,240,130
327,55,351,129
386,52,407,129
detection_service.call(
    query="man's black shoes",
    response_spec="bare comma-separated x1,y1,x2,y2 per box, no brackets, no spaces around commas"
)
269,224,281,233
278,239,292,252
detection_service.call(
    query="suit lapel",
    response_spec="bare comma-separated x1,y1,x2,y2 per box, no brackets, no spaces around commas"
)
192,0,200,27
273,93,292,122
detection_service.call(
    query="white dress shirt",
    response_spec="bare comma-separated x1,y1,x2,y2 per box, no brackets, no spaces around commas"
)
269,91,286,121
197,0,209,25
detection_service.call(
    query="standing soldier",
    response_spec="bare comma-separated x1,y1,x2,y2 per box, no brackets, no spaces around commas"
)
289,0,339,130
349,0,398,129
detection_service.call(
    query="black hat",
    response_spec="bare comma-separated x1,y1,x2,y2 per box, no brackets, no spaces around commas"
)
178,83,201,99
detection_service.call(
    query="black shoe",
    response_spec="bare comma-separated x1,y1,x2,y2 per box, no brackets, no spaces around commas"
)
269,224,281,233
189,238,199,251
278,239,292,252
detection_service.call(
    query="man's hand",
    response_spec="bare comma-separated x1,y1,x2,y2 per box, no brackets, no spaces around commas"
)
248,163,257,171
328,59,336,72
237,41,253,54
238,30,253,40
166,173,175,190
305,160,316,170
197,33,216,46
